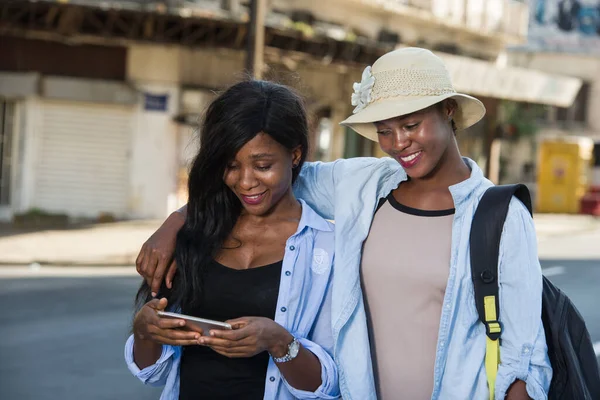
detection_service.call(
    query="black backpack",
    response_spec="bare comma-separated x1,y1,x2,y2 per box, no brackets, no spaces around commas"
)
470,184,600,400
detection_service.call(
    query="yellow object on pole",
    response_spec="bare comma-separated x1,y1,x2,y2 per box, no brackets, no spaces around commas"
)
536,137,595,214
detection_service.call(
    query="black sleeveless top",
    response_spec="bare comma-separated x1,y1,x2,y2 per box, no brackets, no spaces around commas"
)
179,259,283,400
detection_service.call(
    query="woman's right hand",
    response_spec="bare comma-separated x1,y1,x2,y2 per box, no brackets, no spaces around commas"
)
133,298,202,346
136,211,185,296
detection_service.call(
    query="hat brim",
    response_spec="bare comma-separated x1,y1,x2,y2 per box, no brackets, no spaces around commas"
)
340,93,486,142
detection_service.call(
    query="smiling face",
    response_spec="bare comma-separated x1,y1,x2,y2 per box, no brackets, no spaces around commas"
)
223,132,302,216
375,101,457,180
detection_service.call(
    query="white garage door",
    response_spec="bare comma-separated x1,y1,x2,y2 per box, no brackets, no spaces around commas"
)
36,101,132,218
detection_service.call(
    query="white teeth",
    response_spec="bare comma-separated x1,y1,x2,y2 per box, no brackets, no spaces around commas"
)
401,151,421,162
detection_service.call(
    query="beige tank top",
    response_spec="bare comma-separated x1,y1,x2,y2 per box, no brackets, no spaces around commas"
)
361,194,454,400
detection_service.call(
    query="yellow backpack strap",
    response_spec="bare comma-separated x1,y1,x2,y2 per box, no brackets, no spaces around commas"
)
484,296,502,400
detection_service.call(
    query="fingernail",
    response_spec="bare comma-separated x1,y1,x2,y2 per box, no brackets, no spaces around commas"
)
179,321,185,326
199,338,205,344
151,292,157,297
210,331,215,336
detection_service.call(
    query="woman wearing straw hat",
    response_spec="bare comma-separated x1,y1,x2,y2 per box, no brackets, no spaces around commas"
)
136,47,551,400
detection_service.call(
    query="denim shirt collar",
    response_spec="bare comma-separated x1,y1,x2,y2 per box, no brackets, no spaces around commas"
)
448,158,489,216
295,199,334,234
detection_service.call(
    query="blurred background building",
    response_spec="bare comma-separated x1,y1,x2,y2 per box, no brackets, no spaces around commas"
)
0,0,597,222
504,0,600,215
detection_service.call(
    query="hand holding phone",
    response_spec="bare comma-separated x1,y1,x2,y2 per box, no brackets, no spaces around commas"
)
157,311,232,336
198,316,292,359
133,298,201,346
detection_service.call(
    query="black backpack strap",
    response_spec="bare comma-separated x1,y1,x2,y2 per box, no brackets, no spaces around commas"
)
470,184,532,399
471,184,532,332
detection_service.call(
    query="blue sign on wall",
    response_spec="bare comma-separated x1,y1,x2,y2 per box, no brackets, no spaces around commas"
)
144,93,169,112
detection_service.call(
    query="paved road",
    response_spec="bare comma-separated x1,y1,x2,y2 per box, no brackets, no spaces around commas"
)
539,258,600,361
0,273,161,400
0,259,598,400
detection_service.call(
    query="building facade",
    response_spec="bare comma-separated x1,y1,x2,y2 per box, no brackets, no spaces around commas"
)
498,0,600,187
0,0,582,221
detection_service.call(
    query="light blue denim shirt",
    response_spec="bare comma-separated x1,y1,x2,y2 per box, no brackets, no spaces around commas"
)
125,200,341,400
293,157,552,400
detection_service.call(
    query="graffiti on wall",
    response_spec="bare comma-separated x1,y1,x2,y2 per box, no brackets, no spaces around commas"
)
528,0,600,53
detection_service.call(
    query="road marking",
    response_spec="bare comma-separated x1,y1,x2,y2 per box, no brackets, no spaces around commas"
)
594,342,600,357
542,266,566,277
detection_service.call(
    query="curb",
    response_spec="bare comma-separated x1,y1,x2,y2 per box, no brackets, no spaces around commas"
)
0,260,136,268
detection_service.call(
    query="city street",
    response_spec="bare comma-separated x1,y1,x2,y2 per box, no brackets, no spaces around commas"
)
0,229,599,400
0,271,161,400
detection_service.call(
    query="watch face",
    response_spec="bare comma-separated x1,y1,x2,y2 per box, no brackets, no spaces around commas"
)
289,339,300,358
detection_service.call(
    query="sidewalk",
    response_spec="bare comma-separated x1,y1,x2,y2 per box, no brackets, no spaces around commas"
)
532,213,600,239
0,214,598,266
0,220,162,266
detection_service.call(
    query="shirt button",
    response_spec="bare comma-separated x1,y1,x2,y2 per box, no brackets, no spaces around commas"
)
281,307,287,312
289,245,295,251
445,304,451,309
524,348,530,354
269,376,275,382
285,271,291,276
440,341,445,347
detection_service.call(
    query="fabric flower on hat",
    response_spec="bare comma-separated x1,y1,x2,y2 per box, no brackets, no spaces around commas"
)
351,66,375,114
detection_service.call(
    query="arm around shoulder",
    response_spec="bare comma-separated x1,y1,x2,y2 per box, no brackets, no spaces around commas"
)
295,157,389,220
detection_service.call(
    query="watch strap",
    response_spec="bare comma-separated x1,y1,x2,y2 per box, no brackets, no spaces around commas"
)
271,337,299,363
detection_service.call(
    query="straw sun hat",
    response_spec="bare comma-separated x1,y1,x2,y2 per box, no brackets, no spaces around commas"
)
340,47,486,141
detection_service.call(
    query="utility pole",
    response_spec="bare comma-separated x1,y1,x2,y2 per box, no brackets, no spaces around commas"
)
246,0,267,79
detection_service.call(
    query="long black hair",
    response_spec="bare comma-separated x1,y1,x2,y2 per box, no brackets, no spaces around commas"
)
135,80,309,312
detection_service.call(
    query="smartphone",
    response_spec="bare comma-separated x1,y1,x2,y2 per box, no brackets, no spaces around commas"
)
157,311,232,336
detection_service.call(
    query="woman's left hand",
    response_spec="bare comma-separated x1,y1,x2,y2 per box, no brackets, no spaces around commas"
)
200,317,293,359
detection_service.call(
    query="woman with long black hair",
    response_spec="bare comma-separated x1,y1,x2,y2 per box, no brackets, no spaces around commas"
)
125,80,339,400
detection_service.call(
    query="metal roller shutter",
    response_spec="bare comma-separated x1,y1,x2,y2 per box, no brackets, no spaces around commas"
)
36,101,132,218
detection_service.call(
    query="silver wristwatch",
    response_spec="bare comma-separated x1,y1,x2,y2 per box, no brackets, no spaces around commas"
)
271,337,300,363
